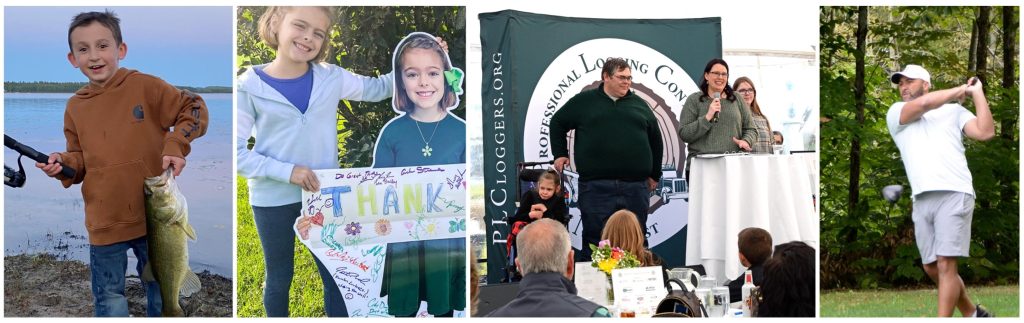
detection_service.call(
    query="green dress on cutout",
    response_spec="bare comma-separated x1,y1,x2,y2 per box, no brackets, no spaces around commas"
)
372,113,467,316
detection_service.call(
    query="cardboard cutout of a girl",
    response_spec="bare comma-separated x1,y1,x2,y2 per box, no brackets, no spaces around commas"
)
371,32,466,317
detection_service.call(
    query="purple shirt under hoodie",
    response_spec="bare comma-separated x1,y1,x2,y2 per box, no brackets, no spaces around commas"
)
254,66,314,114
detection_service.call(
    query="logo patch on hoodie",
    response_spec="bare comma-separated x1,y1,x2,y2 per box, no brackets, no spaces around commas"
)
132,105,144,121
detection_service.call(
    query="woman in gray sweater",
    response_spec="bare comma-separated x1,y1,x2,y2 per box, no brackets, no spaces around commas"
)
678,58,757,176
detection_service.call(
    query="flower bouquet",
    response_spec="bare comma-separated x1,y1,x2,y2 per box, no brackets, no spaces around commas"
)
590,239,641,305
590,239,642,274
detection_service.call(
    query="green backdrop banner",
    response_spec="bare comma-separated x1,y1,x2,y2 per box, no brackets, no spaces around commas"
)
480,9,722,283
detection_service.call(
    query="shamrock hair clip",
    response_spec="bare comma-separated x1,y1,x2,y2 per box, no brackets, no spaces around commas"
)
444,68,464,96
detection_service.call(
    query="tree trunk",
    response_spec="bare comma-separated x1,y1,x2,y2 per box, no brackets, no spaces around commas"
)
969,17,978,73
1002,7,1015,89
1001,7,1017,204
974,7,992,209
848,6,867,221
976,7,991,83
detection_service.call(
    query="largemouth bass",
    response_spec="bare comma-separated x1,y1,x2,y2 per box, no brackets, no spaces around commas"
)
143,168,201,317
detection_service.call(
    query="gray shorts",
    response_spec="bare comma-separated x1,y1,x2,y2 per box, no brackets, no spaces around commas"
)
912,191,974,264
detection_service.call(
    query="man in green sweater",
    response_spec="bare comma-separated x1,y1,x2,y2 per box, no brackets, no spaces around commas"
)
550,57,663,262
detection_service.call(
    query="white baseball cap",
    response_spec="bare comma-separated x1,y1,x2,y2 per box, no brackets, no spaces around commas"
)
890,64,931,84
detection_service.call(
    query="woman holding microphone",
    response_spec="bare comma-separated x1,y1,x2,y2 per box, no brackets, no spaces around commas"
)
678,58,757,177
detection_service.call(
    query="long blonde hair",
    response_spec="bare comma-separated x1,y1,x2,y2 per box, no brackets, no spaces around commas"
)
601,210,658,267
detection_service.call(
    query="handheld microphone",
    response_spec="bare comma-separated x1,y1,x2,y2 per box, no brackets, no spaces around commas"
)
711,93,721,123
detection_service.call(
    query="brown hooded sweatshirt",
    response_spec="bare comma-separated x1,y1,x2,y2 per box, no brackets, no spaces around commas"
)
58,68,209,246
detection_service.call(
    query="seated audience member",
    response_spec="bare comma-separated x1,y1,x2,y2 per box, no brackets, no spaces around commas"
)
728,227,772,302
756,241,815,317
602,210,662,267
487,219,611,317
511,170,569,226
506,170,569,269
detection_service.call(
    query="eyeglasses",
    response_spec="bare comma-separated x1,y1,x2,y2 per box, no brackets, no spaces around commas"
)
613,75,633,82
736,89,755,94
707,71,729,78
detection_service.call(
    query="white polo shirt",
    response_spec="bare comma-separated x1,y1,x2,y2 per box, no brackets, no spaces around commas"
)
886,102,977,198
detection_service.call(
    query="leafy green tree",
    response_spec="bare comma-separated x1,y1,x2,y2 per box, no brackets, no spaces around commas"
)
236,6,466,168
821,6,1018,289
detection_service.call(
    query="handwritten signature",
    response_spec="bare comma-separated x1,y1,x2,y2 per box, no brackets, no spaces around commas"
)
334,269,370,298
359,170,397,185
324,249,370,272
369,246,386,282
437,196,465,213
304,192,324,208
446,169,466,190
334,267,370,284
344,235,370,247
366,298,390,317
321,224,344,251
401,166,445,176
335,172,362,180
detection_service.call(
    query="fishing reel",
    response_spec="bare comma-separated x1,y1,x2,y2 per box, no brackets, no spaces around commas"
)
4,156,27,188
3,134,77,188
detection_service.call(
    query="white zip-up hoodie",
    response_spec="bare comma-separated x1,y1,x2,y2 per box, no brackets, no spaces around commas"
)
237,62,393,206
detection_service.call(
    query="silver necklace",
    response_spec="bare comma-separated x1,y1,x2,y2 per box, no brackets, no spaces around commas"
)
414,115,443,157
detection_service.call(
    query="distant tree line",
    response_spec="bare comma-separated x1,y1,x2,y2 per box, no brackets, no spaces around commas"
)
4,81,231,93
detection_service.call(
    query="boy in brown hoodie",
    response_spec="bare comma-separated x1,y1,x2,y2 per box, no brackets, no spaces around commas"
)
35,10,208,317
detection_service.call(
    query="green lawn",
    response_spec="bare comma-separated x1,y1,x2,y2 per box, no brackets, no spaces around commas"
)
236,176,327,317
821,285,1019,317
470,180,484,200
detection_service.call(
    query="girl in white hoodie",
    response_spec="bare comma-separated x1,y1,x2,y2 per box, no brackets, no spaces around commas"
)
236,7,393,317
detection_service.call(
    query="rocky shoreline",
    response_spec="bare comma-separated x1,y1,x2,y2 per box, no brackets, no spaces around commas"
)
4,254,232,317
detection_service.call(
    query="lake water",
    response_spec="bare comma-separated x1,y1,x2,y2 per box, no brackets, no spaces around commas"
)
4,92,233,277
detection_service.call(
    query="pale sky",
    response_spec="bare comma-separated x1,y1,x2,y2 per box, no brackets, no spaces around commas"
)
4,6,232,86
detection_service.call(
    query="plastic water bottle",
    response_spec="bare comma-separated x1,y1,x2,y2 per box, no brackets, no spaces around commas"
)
741,270,754,317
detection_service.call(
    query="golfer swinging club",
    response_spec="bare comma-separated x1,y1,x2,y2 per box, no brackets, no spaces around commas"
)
885,64,994,317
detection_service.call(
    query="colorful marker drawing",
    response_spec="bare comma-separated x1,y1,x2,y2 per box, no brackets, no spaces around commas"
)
294,164,467,317
449,218,465,233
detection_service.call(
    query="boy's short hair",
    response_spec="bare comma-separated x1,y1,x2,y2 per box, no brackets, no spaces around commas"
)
738,227,772,266
68,10,122,51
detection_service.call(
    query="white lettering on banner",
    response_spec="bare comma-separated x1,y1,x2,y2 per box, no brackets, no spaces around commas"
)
524,38,699,248
488,51,510,247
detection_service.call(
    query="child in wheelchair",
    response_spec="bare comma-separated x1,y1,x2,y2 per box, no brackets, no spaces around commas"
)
505,168,569,281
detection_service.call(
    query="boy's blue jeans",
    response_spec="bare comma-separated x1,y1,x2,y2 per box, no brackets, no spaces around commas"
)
252,202,348,317
89,235,163,317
